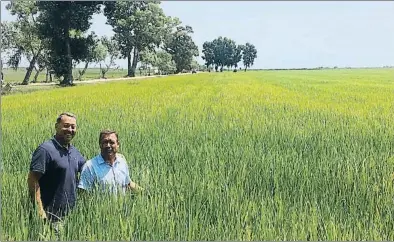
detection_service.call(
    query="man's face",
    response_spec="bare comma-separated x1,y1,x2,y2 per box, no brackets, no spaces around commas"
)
100,133,119,157
55,115,77,144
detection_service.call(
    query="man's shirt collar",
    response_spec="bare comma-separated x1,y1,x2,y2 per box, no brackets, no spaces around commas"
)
51,136,72,151
98,154,121,165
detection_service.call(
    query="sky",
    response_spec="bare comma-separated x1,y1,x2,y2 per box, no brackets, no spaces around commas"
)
1,1,394,69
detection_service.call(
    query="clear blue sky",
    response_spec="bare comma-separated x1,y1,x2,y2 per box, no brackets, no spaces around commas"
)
2,1,394,69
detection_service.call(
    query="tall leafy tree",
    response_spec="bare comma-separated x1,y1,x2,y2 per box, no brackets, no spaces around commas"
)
204,37,255,72
5,1,47,85
1,22,13,56
222,37,238,70
139,48,157,76
211,37,225,71
99,36,120,79
231,45,243,69
190,59,199,71
155,50,176,75
242,43,257,71
103,1,169,77
202,41,215,70
164,25,199,73
104,1,145,77
75,33,108,80
32,48,50,83
207,36,237,72
1,22,22,70
37,1,101,85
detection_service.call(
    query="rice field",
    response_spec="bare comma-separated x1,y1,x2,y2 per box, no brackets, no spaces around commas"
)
2,69,394,240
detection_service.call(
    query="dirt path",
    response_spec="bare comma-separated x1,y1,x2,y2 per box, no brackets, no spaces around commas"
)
23,73,193,87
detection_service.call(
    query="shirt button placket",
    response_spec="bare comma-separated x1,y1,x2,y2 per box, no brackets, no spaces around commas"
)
110,163,116,193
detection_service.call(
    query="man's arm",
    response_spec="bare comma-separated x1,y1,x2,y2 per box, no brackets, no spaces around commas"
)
27,171,47,220
77,161,94,192
29,146,49,220
121,156,145,194
77,152,86,173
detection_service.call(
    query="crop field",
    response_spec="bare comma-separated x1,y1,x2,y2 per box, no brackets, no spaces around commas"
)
2,69,394,240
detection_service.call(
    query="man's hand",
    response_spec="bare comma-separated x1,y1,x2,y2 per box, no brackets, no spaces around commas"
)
128,182,153,200
38,209,47,220
128,181,145,194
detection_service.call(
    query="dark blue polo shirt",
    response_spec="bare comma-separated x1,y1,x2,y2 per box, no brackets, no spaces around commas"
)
30,137,85,220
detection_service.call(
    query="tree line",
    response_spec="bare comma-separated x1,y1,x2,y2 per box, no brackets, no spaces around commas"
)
202,37,257,72
1,1,257,86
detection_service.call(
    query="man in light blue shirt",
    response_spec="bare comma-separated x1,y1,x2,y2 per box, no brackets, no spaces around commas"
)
78,130,143,195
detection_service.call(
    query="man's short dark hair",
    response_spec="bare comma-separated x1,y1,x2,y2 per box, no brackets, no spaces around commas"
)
99,130,119,144
56,112,77,124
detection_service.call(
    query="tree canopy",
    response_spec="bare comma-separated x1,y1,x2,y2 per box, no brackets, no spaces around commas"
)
37,1,101,85
4,1,47,84
202,37,257,72
103,1,170,77
2,1,259,86
242,43,258,71
164,25,199,73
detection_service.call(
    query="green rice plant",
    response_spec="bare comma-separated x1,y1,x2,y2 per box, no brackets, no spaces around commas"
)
2,69,394,240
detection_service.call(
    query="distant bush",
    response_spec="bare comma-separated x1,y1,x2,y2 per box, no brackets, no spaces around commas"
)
1,83,12,95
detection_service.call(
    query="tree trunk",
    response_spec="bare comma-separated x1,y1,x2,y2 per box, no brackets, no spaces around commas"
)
176,63,182,74
46,68,49,83
127,51,132,77
33,70,40,83
100,63,104,78
62,21,73,86
78,62,89,80
130,48,139,77
100,63,110,79
22,55,38,85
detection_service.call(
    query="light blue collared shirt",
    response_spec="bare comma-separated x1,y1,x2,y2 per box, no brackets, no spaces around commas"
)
78,153,131,194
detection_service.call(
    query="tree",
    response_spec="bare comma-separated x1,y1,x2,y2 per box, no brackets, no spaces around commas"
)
190,59,199,71
103,1,170,77
202,41,215,70
32,48,50,83
5,1,48,85
37,1,101,86
198,64,209,72
76,34,108,81
242,43,257,71
155,50,176,75
231,45,243,70
1,21,22,70
139,48,157,76
0,22,14,57
211,37,226,71
164,25,199,73
203,37,245,72
99,36,120,79
216,37,242,71
222,37,238,70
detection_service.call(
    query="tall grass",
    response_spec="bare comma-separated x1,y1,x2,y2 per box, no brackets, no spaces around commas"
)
2,69,394,240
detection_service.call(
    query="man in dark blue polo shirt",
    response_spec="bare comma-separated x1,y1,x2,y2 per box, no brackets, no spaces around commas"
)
27,112,85,238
